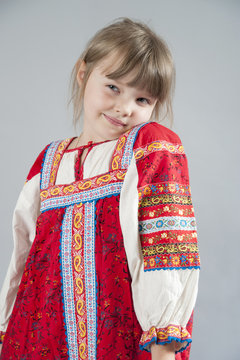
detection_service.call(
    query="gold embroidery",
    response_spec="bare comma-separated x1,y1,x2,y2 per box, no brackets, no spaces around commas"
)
74,233,82,250
74,255,82,272
76,299,85,316
79,343,86,359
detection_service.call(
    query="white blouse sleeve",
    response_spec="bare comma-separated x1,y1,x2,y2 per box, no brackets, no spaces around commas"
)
119,156,200,354
0,174,40,334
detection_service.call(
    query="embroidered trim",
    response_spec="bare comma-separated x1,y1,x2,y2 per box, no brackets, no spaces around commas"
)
138,183,191,201
40,170,126,202
134,140,185,161
139,216,197,234
40,182,123,212
84,202,97,359
140,194,192,208
142,243,199,256
141,231,198,245
40,138,73,189
40,140,62,189
121,123,146,169
139,204,195,220
48,138,73,187
72,204,88,359
143,250,200,270
138,186,200,271
139,325,191,353
110,123,147,170
110,133,127,170
61,206,79,359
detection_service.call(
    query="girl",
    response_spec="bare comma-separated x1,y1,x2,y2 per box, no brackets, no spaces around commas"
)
0,18,200,360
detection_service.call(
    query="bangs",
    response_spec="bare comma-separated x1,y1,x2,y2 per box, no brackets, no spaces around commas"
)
103,47,173,101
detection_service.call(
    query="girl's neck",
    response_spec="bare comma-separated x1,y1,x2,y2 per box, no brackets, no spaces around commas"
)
67,133,115,151
75,132,106,148
75,124,120,148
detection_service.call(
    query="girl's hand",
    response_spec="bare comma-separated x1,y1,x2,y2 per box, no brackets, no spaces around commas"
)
151,341,182,360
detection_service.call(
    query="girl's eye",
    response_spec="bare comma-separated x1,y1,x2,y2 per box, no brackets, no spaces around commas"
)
107,85,119,92
137,98,151,105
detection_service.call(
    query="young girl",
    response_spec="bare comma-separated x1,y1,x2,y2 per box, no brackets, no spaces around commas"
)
0,18,200,360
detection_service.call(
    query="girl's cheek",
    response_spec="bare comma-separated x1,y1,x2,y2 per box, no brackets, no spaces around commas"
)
102,90,113,100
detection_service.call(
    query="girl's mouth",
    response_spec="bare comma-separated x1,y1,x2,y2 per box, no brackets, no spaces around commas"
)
103,114,126,127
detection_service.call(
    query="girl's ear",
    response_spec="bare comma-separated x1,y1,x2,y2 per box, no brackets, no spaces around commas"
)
77,60,87,86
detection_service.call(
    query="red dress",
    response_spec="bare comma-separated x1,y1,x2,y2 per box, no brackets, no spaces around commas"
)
0,122,200,359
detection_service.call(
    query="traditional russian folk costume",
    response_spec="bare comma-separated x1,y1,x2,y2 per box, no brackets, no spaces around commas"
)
0,122,200,360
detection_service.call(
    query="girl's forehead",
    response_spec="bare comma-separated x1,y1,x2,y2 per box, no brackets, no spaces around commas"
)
95,54,140,84
96,52,123,74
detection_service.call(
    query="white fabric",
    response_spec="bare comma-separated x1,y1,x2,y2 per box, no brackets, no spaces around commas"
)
0,174,41,331
83,140,118,179
55,140,118,184
56,152,76,184
0,140,199,347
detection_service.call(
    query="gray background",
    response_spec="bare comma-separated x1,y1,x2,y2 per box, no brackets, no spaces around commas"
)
0,0,239,359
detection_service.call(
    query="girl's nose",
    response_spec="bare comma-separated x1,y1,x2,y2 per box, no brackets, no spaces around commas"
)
114,98,132,117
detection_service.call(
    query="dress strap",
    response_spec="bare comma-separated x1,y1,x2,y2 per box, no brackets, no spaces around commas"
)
110,122,148,171
40,138,73,190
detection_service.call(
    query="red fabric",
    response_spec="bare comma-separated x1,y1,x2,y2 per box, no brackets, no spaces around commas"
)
1,208,68,359
26,144,50,182
95,196,150,360
136,150,189,189
133,123,189,189
74,143,94,181
74,148,84,181
134,122,182,149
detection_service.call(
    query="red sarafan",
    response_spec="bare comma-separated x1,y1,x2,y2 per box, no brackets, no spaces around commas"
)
1,208,68,357
0,122,199,359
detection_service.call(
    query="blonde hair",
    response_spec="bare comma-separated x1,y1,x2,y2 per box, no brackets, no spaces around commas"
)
69,18,175,127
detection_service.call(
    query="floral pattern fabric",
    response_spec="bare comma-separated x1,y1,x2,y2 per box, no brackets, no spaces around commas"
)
1,208,68,358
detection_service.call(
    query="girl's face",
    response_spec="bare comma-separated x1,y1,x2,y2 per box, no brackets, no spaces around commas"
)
77,54,157,142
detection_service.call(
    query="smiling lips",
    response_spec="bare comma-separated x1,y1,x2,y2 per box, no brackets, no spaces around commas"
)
103,114,126,127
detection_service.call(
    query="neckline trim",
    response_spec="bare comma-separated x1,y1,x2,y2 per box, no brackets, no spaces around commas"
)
65,137,116,153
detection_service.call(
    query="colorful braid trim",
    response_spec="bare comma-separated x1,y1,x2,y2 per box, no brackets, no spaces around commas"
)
139,325,192,353
134,140,185,161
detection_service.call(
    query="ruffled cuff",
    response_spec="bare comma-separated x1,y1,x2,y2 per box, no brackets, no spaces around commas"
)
0,331,6,344
139,325,192,354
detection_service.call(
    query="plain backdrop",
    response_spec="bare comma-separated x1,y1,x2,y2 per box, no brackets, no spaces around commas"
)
0,0,239,359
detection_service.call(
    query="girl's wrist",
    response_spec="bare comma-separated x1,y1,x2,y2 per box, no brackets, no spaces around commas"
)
151,342,175,360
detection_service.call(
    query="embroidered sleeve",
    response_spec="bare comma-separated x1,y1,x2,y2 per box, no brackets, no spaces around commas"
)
135,137,200,273
119,123,200,355
0,147,46,334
